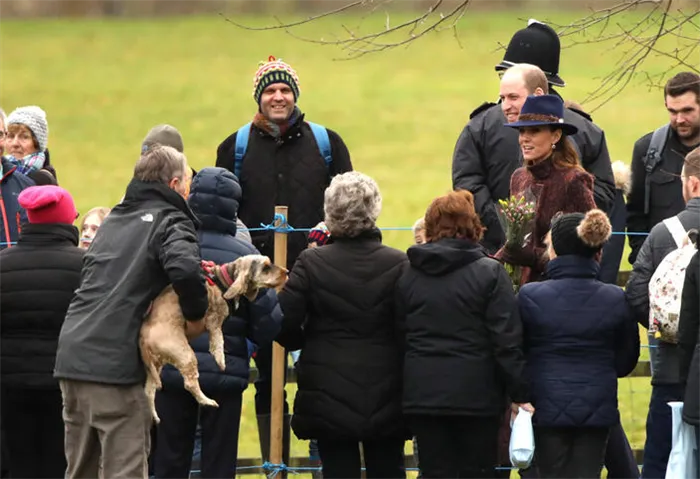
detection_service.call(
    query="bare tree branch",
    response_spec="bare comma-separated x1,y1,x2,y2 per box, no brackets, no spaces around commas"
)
223,0,470,59
222,0,699,108
547,0,699,111
218,0,366,31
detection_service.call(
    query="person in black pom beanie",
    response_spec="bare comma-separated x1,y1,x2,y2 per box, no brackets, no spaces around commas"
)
517,209,640,478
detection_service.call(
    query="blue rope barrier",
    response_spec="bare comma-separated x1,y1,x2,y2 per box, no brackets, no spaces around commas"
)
194,213,657,477
245,212,652,235
206,463,515,475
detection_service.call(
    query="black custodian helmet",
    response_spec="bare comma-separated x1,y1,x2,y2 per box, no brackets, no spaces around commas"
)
495,19,565,87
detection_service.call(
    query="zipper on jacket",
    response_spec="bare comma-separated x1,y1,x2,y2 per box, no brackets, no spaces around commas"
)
0,194,12,247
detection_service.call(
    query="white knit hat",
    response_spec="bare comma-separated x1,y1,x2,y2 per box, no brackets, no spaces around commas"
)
7,106,49,152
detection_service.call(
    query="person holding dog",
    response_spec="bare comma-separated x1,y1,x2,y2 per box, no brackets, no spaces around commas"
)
54,145,209,479
152,166,283,479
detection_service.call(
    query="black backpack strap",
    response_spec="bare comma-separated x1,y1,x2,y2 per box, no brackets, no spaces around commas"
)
643,124,670,214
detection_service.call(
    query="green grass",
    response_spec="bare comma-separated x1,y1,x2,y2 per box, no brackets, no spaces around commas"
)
0,9,676,474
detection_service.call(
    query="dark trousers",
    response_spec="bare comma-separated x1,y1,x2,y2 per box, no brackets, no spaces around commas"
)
253,344,289,414
0,387,66,478
153,388,242,479
411,414,501,478
605,420,640,478
519,420,638,479
642,384,683,479
1,426,9,478
316,437,405,479
535,426,609,478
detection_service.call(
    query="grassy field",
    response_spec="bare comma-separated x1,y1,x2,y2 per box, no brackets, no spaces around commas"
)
1,7,681,475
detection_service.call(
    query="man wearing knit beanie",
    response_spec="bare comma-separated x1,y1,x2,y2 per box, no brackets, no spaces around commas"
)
216,55,353,464
142,124,184,154
141,123,253,244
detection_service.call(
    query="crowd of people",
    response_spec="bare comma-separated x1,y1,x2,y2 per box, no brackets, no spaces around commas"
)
0,17,699,479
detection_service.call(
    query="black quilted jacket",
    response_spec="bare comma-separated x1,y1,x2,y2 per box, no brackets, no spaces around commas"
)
216,115,352,270
0,223,84,389
276,229,409,441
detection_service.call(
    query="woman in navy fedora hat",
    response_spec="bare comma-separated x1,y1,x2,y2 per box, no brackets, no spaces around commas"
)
495,94,596,284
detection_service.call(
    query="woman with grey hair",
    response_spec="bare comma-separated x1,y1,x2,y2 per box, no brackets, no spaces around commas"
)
277,171,409,479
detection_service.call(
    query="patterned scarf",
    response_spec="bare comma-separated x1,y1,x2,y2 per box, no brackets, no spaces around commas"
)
6,151,46,175
252,106,302,138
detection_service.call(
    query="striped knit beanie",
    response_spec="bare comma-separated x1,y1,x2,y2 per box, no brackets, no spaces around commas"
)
252,56,301,105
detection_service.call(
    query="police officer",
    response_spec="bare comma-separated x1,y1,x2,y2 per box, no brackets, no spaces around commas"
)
452,19,616,254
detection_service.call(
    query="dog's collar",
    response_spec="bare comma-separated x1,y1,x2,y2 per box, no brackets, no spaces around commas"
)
201,261,232,294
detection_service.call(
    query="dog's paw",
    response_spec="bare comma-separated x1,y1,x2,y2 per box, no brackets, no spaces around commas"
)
215,358,225,371
200,398,219,408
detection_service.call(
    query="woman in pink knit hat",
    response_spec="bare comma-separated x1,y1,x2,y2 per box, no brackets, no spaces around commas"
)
0,185,83,478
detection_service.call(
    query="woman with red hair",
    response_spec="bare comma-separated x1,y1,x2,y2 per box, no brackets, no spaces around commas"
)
398,190,531,478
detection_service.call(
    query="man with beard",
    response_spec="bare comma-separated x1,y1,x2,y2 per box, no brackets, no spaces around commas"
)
627,71,700,263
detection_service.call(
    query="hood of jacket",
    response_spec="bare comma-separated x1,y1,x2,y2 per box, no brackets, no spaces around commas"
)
188,167,241,236
407,237,487,276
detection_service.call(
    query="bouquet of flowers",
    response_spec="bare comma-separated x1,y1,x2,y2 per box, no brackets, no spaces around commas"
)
498,196,536,291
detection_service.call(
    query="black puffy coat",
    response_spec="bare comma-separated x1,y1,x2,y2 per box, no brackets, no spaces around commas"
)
0,223,84,389
160,167,282,393
399,238,529,417
276,229,408,441
451,101,615,254
216,115,353,270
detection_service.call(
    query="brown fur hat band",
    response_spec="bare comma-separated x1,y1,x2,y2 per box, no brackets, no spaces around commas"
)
551,209,612,258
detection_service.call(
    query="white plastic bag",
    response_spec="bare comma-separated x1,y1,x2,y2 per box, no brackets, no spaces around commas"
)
665,402,698,479
509,407,535,469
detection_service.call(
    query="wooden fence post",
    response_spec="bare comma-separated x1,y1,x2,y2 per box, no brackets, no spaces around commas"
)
270,206,288,476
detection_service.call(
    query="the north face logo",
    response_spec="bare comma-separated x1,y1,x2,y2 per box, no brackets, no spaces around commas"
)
141,213,154,222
